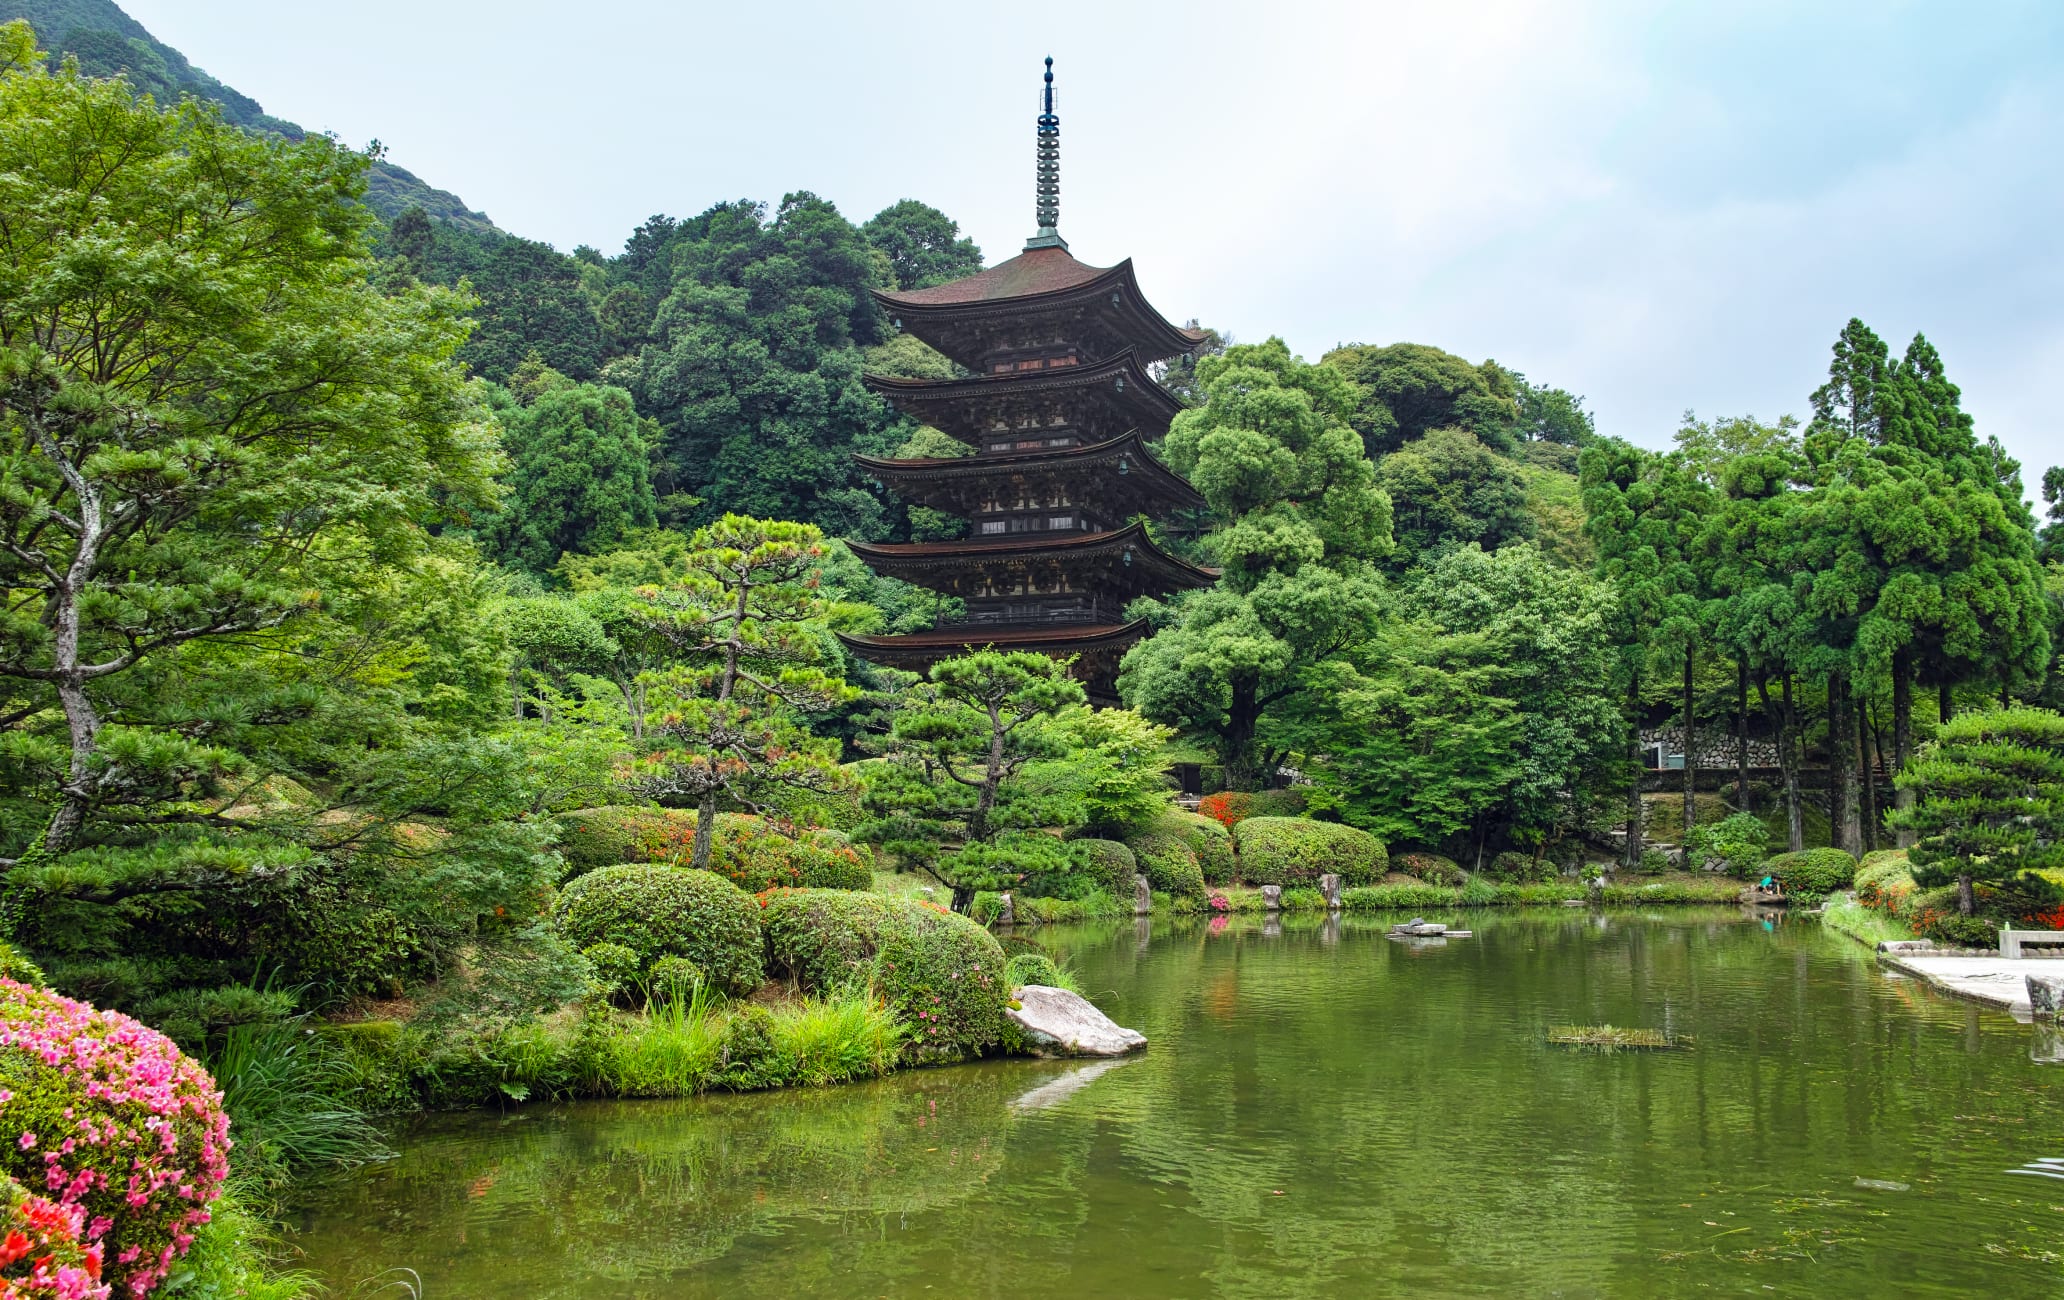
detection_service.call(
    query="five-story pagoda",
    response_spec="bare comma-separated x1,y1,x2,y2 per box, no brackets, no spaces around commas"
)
839,58,1215,703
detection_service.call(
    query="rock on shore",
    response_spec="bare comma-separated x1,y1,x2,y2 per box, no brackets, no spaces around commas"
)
1009,986,1147,1057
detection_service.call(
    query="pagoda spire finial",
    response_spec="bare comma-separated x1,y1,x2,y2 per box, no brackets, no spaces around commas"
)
1025,55,1068,251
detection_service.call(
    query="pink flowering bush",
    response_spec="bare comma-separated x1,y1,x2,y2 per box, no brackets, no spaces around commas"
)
0,981,229,1297
0,1173,108,1299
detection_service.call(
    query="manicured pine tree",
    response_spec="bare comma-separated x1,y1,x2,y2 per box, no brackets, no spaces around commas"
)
1892,706,2064,918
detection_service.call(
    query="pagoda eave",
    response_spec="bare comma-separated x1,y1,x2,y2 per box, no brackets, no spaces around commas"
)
875,256,1203,370
862,348,1183,445
854,429,1205,518
845,522,1217,598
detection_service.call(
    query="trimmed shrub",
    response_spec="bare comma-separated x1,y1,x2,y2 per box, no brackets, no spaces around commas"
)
1126,831,1206,897
1485,850,1558,883
1070,839,1138,899
646,956,705,1003
1233,817,1386,886
1003,953,1062,989
1685,811,1770,876
555,806,684,877
1394,853,1464,886
1855,852,1915,910
1156,811,1237,885
1,1172,110,1299
759,891,1008,1063
0,980,230,1297
553,867,764,996
1915,908,1998,949
1763,848,1856,898
580,942,641,997
1637,849,1671,877
1248,787,1308,818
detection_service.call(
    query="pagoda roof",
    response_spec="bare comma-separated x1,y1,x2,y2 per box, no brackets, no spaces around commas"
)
854,429,1205,516
862,348,1183,444
875,250,1205,369
846,522,1213,602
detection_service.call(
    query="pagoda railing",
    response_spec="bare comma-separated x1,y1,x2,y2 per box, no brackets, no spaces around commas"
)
940,600,1126,628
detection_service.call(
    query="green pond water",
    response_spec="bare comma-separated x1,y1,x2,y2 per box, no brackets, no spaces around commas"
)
287,909,2064,1297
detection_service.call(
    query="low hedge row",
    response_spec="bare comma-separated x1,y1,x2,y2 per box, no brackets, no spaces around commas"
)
1232,817,1386,886
1762,848,1856,898
553,866,766,995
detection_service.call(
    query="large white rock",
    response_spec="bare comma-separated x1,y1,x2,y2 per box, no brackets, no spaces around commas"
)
1009,985,1147,1058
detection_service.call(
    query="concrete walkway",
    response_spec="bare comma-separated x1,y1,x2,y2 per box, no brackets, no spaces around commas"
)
1878,953,2058,1018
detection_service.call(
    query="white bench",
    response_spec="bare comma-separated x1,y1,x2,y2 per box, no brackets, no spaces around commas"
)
2000,929,2064,959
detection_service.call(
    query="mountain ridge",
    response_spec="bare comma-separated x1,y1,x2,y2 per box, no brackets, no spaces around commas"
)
0,0,500,233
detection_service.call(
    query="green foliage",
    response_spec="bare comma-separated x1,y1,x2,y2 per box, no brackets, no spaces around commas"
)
1637,849,1671,876
1457,875,1500,906
1322,342,1520,456
861,199,981,291
1762,848,1856,898
0,939,43,986
857,651,1085,908
1296,544,1621,851
759,889,1008,1063
1685,812,1771,876
1893,707,2064,913
551,866,764,995
1003,952,1062,990
580,941,641,998
208,1018,391,1186
1232,817,1386,886
1124,340,1391,788
1069,839,1139,898
646,955,705,1003
1487,850,1558,883
1375,426,1535,568
461,238,603,383
1126,830,1206,897
1156,810,1237,884
1394,853,1465,886
484,382,659,575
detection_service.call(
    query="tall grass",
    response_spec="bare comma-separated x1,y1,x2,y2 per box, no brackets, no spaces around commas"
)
1822,894,1918,949
764,993,905,1086
594,984,724,1097
209,1020,393,1188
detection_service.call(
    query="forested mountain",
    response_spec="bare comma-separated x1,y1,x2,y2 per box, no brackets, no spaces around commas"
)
0,0,496,230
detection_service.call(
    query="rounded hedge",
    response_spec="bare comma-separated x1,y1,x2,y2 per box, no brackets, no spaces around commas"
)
0,980,230,1297
1070,839,1138,898
555,805,684,877
1156,811,1236,885
553,866,765,996
1126,831,1206,897
759,890,1008,1063
1763,848,1855,897
1393,852,1464,886
1002,952,1062,989
1232,817,1386,886
556,808,870,892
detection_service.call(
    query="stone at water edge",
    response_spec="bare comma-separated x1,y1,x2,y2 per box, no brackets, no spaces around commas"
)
1320,873,1342,911
1009,985,1148,1057
2027,973,2064,1018
1261,885,1282,911
1134,873,1152,916
997,892,1014,925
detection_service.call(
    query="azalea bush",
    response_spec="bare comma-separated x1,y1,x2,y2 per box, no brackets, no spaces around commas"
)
556,808,870,891
0,982,229,1297
0,1173,108,1300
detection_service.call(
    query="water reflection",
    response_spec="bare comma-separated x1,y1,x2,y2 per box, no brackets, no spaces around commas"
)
290,910,2064,1299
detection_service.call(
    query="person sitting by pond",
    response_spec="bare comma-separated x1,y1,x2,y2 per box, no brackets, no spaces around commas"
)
1757,873,1782,898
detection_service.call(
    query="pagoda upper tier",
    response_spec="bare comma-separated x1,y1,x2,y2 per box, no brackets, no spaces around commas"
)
844,522,1215,626
864,348,1182,450
875,247,1205,373
854,430,1202,526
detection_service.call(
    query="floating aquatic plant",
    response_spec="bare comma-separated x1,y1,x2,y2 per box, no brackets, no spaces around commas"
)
1546,1025,1689,1052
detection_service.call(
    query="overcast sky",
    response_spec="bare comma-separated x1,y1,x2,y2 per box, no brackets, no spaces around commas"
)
122,0,2064,493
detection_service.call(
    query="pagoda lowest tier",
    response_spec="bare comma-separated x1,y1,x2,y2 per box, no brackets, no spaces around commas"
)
863,348,1182,451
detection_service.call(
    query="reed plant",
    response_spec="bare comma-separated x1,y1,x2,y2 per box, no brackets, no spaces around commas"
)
209,1019,394,1189
595,983,725,1097
763,991,905,1086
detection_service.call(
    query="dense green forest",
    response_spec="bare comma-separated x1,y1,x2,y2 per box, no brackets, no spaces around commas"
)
1,15,2063,1290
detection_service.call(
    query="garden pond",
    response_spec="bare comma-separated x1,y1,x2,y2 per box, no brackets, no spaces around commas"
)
288,908,2064,1297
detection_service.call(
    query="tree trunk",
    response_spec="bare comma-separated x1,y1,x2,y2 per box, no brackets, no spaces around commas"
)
1829,672,1861,858
1222,677,1263,792
1681,646,1697,843
1856,706,1879,853
1735,660,1750,813
1892,650,1915,845
1957,871,1975,917
1938,680,1954,725
43,464,109,857
690,791,718,870
1780,672,1803,852
1624,670,1643,870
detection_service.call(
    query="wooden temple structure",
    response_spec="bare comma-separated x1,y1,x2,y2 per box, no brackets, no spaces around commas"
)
839,58,1216,703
